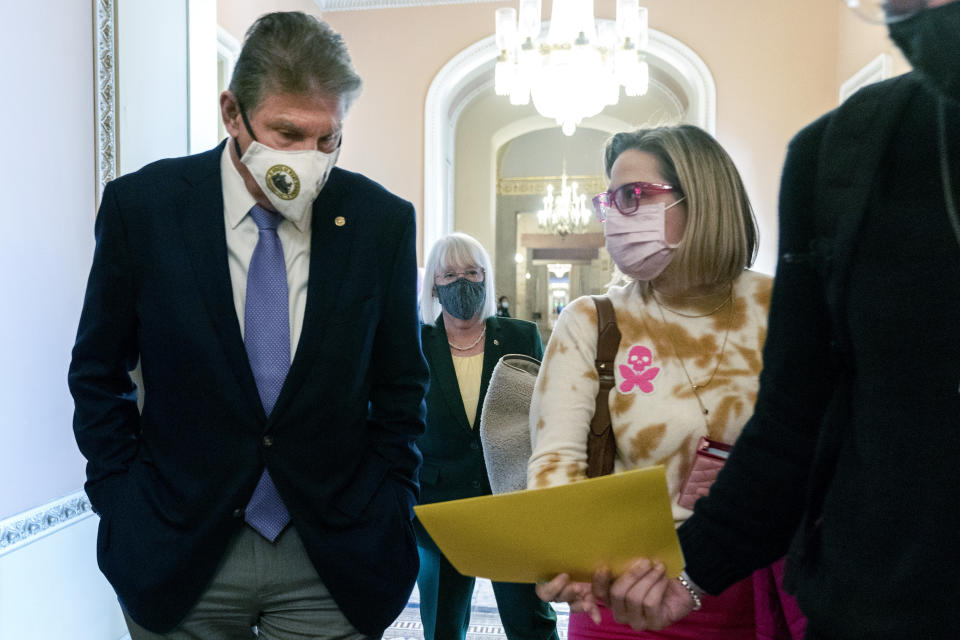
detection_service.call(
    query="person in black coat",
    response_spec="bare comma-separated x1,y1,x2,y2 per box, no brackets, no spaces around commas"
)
416,232,558,640
497,295,512,317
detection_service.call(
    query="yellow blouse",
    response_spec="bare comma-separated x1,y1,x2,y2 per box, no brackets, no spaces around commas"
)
452,352,484,428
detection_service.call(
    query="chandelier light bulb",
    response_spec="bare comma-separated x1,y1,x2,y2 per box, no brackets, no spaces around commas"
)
537,160,592,235
495,7,519,54
518,0,542,40
495,57,513,96
496,0,650,136
637,7,649,50
616,0,639,42
547,0,579,44
624,59,649,97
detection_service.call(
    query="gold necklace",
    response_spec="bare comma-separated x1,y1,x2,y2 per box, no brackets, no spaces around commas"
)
651,285,733,319
652,294,733,426
448,327,485,351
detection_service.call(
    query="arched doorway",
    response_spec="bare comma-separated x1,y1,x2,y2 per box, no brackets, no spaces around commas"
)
423,24,717,255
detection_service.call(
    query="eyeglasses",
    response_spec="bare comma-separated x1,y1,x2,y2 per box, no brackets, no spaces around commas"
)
592,181,679,221
435,268,485,285
844,0,929,24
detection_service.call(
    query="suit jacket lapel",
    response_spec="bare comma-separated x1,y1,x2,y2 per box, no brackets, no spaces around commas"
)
270,170,355,421
819,74,918,345
426,315,473,431
474,317,504,427
177,143,265,421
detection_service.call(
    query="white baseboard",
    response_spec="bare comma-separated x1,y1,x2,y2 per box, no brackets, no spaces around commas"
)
0,491,128,640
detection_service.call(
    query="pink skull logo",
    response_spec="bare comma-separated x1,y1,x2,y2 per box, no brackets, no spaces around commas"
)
627,345,653,372
619,344,660,394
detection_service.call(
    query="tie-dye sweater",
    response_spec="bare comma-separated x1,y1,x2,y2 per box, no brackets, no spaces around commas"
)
527,271,772,523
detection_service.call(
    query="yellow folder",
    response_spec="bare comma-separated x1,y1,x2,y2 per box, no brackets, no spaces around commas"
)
414,466,684,584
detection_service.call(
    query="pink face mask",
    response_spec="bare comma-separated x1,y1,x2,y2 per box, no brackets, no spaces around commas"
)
603,199,685,281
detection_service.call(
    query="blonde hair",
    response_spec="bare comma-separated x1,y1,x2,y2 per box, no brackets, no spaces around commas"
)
420,232,497,325
602,126,759,290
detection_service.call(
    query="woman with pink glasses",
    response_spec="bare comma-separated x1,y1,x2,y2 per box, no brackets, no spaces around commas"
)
528,126,802,639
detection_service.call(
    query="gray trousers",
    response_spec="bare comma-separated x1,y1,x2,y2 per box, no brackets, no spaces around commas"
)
123,526,375,640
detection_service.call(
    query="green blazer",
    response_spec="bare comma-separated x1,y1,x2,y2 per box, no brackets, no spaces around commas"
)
415,315,542,549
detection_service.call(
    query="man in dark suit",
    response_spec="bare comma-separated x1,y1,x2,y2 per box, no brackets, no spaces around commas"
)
68,12,428,639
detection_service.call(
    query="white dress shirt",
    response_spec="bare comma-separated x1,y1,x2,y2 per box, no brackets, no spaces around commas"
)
221,143,311,360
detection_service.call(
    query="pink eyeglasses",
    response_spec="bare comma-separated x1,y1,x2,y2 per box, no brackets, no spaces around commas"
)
592,181,679,221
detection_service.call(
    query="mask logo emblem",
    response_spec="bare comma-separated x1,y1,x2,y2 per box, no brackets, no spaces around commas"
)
265,164,300,200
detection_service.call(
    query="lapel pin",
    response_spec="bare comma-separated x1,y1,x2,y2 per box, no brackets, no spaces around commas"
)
334,216,346,227
493,339,499,346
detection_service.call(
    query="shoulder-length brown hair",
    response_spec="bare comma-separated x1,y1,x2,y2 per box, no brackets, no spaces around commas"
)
603,125,759,289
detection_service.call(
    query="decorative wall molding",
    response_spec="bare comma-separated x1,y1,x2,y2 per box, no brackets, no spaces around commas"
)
217,25,241,76
498,175,606,197
0,491,93,557
315,0,489,11
839,53,891,104
94,0,117,206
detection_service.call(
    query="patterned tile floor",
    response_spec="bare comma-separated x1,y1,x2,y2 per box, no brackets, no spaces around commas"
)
383,579,570,640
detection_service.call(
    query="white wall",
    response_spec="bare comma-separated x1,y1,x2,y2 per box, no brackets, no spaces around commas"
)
0,0,196,534
0,1,205,637
0,2,124,635
0,0,96,521
117,0,191,173
189,0,221,153
0,502,127,640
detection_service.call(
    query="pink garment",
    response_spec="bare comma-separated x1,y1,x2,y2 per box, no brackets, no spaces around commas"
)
568,574,756,640
753,558,806,640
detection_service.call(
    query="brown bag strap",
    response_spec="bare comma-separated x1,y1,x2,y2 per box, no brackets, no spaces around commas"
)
586,295,621,478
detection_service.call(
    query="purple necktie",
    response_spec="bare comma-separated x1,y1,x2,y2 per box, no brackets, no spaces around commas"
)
243,204,291,541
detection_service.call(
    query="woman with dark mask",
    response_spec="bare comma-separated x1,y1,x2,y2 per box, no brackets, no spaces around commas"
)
539,2,960,638
415,232,558,640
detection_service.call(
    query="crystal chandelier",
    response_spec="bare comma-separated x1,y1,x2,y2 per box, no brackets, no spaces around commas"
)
495,0,650,136
537,163,592,236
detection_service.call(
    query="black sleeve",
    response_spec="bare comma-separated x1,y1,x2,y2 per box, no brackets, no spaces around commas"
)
677,115,838,594
532,322,544,360
68,181,141,516
366,202,430,505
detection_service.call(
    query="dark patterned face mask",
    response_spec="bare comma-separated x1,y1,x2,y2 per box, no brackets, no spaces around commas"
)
435,278,486,320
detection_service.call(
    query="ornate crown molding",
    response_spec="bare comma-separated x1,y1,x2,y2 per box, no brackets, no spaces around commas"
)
94,0,117,206
0,491,93,557
498,175,606,197
315,0,490,11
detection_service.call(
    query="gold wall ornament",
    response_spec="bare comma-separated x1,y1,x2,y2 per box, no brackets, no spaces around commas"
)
498,175,606,197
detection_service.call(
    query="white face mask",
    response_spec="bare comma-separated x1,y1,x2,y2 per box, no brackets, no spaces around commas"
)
603,199,685,281
240,141,340,222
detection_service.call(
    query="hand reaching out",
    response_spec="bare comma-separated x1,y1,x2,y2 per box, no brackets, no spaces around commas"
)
537,559,697,631
594,559,697,630
535,574,602,624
